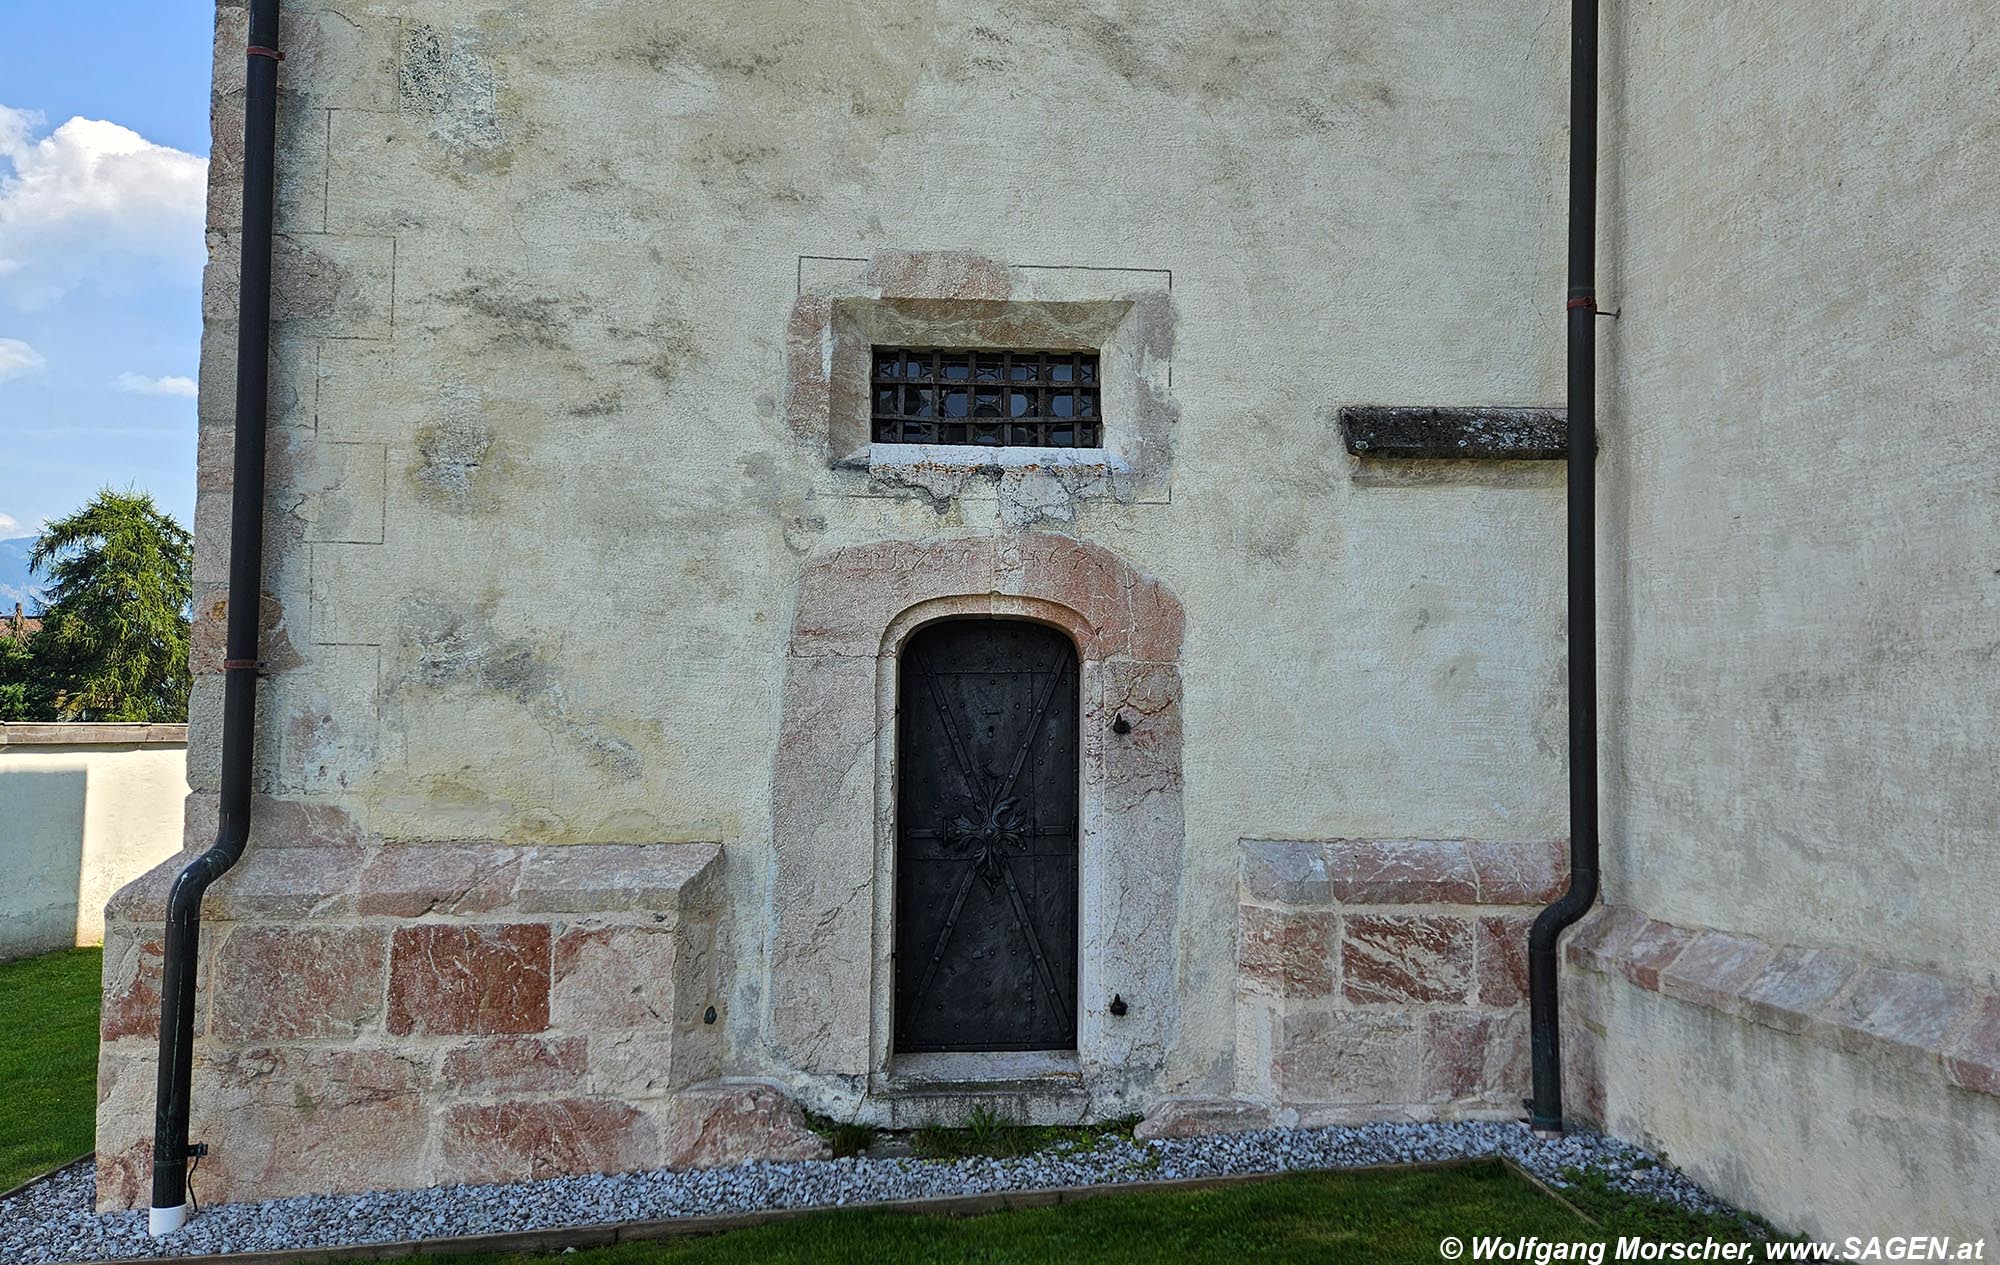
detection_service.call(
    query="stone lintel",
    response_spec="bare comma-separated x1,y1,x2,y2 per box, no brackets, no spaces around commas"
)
1340,406,1573,460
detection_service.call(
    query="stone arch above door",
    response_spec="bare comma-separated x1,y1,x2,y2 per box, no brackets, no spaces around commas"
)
770,534,1185,1116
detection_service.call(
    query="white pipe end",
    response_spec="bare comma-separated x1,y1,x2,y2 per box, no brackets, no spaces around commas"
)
148,1203,190,1237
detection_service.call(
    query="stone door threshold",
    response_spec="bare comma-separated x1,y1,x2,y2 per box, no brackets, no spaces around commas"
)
885,1049,1081,1087
866,1049,1089,1128
104,1159,1510,1265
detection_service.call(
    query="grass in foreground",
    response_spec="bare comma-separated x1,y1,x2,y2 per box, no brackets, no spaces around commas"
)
379,1161,1767,1265
1556,1165,1780,1242
0,947,102,1192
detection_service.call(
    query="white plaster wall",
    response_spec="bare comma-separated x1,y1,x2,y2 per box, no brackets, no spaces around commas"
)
1587,0,2000,1236
1599,0,2000,990
204,0,1573,1102
0,727,189,958
1576,969,2000,1242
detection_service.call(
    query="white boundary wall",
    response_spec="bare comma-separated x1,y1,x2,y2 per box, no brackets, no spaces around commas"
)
0,724,188,960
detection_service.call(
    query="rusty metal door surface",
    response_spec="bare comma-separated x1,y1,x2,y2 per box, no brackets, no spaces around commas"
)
895,620,1079,1052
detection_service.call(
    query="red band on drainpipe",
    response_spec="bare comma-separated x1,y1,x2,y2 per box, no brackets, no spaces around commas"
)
247,45,284,60
1566,296,1598,311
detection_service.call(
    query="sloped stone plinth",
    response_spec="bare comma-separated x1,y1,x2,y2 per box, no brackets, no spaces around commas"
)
95,831,731,1209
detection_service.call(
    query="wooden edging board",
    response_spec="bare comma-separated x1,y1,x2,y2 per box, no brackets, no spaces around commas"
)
99,1155,1595,1265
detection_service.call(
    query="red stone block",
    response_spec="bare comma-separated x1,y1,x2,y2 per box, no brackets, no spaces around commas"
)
516,843,723,917
1818,967,1973,1058
1657,930,1774,1017
1343,915,1472,1004
441,1098,657,1184
552,925,684,1029
1237,906,1336,999
356,844,523,917
782,296,833,444
1942,996,2000,1097
1614,920,1695,991
442,1036,588,1094
1421,1010,1528,1104
1739,948,1860,1034
1272,1009,1417,1104
1133,1098,1275,1140
240,796,368,851
1468,840,1566,905
386,923,551,1037
1561,904,1647,973
865,250,1012,301
1326,840,1477,905
210,926,387,1042
1239,840,1332,906
1476,914,1533,1007
100,935,166,1043
1128,577,1186,663
1562,1017,1608,1126
1014,535,1132,659
94,1137,153,1212
663,1083,830,1169
189,1045,433,1203
204,841,365,918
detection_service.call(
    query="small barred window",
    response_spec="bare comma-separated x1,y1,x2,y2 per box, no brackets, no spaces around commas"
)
871,348,1101,447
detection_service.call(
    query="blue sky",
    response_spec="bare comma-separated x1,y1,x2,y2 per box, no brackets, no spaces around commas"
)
0,2,215,543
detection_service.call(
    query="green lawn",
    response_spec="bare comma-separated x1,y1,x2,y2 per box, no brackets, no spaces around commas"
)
0,946,103,1192
378,1162,1770,1265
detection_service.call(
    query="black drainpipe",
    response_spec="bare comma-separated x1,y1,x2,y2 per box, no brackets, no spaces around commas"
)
150,0,283,1235
1527,0,1601,1138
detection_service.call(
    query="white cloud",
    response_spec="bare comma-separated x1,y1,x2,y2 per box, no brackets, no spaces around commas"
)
0,512,19,535
113,371,198,398
0,336,45,382
0,105,208,309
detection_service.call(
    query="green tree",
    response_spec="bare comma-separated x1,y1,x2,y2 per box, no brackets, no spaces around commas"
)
28,489,193,722
0,626,47,720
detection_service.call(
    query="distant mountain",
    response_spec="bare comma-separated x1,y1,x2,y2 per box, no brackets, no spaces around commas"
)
0,537,44,614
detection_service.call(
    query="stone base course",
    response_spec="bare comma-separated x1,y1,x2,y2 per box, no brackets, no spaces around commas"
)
1562,904,2000,1110
93,832,759,1210
663,1082,831,1169
1232,838,1565,1122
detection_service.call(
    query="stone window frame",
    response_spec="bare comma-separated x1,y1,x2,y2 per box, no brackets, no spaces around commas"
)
770,534,1186,1120
785,253,1177,505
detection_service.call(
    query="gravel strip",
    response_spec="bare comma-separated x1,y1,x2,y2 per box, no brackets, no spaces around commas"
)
1,1121,1739,1263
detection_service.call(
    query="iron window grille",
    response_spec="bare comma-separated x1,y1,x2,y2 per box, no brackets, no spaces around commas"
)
871,348,1101,447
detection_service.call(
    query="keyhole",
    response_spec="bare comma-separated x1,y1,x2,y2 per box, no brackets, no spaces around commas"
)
1111,713,1132,735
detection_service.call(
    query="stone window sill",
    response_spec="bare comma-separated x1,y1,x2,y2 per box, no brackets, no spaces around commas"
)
844,444,1130,477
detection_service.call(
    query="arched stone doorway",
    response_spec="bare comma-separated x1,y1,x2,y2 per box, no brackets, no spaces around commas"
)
770,534,1186,1121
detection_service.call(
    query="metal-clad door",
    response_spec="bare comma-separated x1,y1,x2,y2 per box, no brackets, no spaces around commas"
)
894,620,1079,1052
